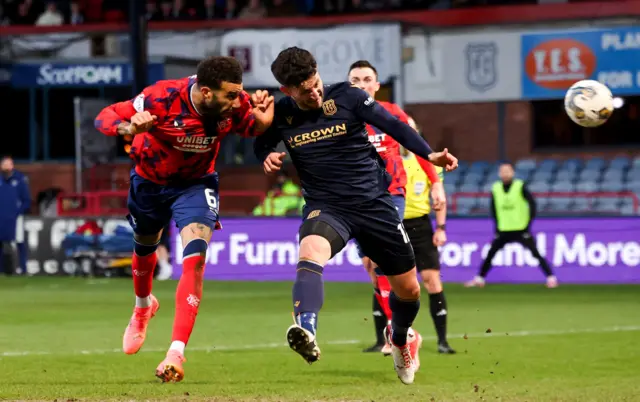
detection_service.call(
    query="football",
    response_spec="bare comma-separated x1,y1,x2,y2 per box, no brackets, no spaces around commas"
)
564,80,614,128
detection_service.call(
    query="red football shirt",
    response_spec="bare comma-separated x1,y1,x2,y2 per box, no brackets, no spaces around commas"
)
366,101,439,196
95,76,260,185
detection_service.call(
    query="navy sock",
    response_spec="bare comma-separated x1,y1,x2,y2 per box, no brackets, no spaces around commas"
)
389,292,420,347
429,292,448,343
134,239,159,257
16,242,27,274
292,260,324,334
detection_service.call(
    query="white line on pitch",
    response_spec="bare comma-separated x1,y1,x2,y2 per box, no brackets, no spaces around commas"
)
1,325,639,358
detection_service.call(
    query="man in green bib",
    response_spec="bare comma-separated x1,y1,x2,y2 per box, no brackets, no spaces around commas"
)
465,162,557,288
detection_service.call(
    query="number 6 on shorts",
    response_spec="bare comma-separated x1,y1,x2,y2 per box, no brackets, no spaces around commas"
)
205,188,219,212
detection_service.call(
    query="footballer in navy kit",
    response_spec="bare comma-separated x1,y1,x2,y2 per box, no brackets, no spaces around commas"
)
254,47,458,385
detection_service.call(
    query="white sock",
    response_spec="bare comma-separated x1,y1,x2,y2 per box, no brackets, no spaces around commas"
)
135,296,152,308
169,341,186,355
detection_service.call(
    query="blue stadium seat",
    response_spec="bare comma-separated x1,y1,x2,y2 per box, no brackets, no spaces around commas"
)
626,168,640,182
547,197,572,212
555,170,577,182
572,197,591,212
444,171,460,185
456,197,478,214
576,181,598,192
515,159,536,172
619,198,637,215
481,181,493,192
538,159,558,172
584,158,606,170
632,157,640,169
624,180,640,194
600,181,624,192
458,183,480,193
609,156,631,170
536,197,549,211
462,172,485,185
444,182,456,196
528,181,550,193
515,169,531,181
531,170,553,182
602,168,624,181
551,181,575,193
578,169,601,182
593,198,619,213
468,161,490,174
560,158,582,172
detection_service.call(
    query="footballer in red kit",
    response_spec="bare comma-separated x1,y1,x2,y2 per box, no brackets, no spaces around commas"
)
348,60,447,356
94,56,274,382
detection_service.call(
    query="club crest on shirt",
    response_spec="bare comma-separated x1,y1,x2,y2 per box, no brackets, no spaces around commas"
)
285,116,293,125
322,99,337,116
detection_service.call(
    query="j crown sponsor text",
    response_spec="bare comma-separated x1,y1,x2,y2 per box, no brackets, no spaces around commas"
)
36,64,124,85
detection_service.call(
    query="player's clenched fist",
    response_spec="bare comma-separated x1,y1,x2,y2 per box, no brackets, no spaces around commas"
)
263,152,286,174
428,148,459,172
129,111,157,134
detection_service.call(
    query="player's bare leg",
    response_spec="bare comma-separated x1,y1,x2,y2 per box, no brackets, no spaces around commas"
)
421,269,455,354
362,257,392,356
155,222,212,383
386,269,423,385
287,234,331,364
123,231,162,355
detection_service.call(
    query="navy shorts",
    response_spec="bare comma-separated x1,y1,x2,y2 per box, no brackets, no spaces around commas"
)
356,194,405,259
302,194,415,276
127,169,220,236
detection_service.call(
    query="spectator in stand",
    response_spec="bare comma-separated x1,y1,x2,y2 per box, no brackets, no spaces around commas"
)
268,0,301,17
200,0,224,19
69,1,83,24
238,0,266,19
35,1,63,25
159,0,172,19
146,0,163,21
172,0,195,20
225,0,237,19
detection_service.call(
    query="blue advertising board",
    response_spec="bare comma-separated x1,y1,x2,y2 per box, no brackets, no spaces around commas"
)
521,27,640,99
11,61,165,88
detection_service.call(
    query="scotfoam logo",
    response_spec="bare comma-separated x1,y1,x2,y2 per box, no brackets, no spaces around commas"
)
36,64,124,85
525,39,596,90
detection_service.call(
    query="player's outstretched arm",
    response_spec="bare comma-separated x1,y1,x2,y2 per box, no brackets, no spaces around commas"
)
233,91,275,137
350,87,458,171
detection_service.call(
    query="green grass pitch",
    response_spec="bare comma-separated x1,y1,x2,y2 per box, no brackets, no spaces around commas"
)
0,277,638,401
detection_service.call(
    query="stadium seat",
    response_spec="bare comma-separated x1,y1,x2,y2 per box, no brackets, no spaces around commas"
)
458,183,480,193
515,159,536,172
602,168,624,180
444,171,460,185
547,197,572,212
536,197,549,211
555,170,577,182
462,172,485,185
578,169,601,182
560,158,582,172
531,170,553,182
619,198,636,215
626,168,640,182
455,197,478,214
593,199,619,213
444,182,456,196
481,181,493,192
538,159,558,172
576,181,598,192
632,157,640,169
528,181,550,193
609,156,631,170
468,161,490,174
600,180,624,192
584,158,606,170
572,197,591,213
550,181,575,193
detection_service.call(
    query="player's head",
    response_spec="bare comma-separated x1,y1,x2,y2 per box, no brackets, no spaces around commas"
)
271,47,323,110
1,155,13,175
348,60,380,99
498,162,515,183
195,56,244,117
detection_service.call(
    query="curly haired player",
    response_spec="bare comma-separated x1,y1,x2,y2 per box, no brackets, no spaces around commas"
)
95,56,274,382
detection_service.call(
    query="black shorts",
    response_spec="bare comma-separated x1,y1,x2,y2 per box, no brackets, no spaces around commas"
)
301,194,416,276
403,215,440,271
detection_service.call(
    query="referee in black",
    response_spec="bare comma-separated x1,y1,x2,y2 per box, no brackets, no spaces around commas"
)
465,162,558,288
